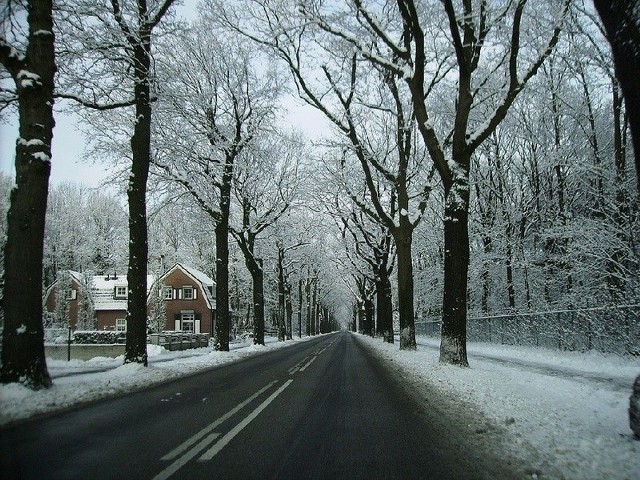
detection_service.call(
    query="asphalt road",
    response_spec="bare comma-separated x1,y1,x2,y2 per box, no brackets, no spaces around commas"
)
1,332,519,479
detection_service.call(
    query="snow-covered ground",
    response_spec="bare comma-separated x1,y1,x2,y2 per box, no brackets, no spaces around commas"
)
1,333,639,479
358,334,640,480
0,335,315,426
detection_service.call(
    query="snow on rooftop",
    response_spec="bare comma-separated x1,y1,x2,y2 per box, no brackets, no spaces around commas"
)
176,263,215,287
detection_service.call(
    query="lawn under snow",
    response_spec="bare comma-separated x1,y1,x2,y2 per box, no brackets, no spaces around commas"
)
358,334,640,480
1,333,639,479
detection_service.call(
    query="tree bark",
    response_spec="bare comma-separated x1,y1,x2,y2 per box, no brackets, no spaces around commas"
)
608,85,628,301
311,278,318,336
439,174,470,367
306,276,311,336
214,169,232,351
277,247,286,341
298,278,303,338
249,259,265,346
0,0,55,388
124,37,152,365
286,283,293,340
376,267,394,343
593,0,640,188
395,232,416,350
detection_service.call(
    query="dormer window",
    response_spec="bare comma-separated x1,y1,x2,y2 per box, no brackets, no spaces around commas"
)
114,286,127,299
64,289,77,300
163,286,173,300
183,286,195,300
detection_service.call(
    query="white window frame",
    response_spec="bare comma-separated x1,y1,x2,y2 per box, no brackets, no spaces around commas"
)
116,318,126,331
182,285,194,300
114,286,127,299
163,286,173,300
181,311,195,332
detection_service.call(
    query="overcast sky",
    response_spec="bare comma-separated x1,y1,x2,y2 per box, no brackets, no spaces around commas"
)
0,111,116,188
0,97,329,189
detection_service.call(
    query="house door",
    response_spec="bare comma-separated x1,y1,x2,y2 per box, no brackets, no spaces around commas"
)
181,312,195,332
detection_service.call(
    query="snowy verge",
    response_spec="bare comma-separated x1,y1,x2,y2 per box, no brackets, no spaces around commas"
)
356,334,640,480
0,335,318,427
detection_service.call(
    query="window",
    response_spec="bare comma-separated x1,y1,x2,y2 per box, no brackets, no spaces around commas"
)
116,318,126,331
64,289,77,300
181,312,195,332
114,286,127,299
182,286,194,300
163,286,173,300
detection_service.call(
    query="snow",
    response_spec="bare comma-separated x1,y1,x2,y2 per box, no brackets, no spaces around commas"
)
2,332,638,478
17,138,45,147
0,335,316,426
357,334,640,480
17,70,41,88
31,152,50,162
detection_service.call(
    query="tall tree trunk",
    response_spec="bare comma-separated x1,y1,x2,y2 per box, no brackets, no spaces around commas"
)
608,85,628,301
306,276,311,336
506,223,516,311
395,232,416,350
124,40,152,365
249,259,265,345
0,0,55,388
311,278,318,336
593,0,640,188
440,171,470,367
364,295,375,337
298,278,303,338
215,172,232,351
277,248,286,341
286,283,293,340
376,267,394,343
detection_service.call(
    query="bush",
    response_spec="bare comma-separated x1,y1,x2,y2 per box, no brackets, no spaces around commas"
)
73,330,126,344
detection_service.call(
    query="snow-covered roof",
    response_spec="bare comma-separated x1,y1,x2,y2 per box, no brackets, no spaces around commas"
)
157,263,216,310
59,271,155,311
93,274,155,311
180,264,215,288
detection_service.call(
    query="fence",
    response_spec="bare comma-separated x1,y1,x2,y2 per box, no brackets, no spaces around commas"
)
415,305,640,356
148,333,210,351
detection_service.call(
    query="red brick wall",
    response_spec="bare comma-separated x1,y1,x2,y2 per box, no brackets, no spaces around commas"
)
153,268,214,334
43,279,80,328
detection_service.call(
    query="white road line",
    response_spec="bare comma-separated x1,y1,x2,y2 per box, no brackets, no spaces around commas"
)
299,355,317,372
160,380,277,461
152,432,220,480
198,379,294,461
288,356,309,375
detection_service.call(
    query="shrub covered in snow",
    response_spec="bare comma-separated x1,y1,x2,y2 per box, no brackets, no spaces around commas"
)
73,331,126,344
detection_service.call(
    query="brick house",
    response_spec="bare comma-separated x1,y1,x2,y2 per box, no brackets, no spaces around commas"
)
43,263,216,334
43,271,155,331
149,263,216,335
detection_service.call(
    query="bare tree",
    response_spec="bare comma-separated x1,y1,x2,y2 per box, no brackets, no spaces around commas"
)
153,20,281,350
212,2,435,349
54,0,177,365
230,135,300,345
302,0,569,365
0,0,55,388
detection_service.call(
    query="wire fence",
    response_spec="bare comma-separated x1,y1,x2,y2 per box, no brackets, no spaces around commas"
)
416,304,640,356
